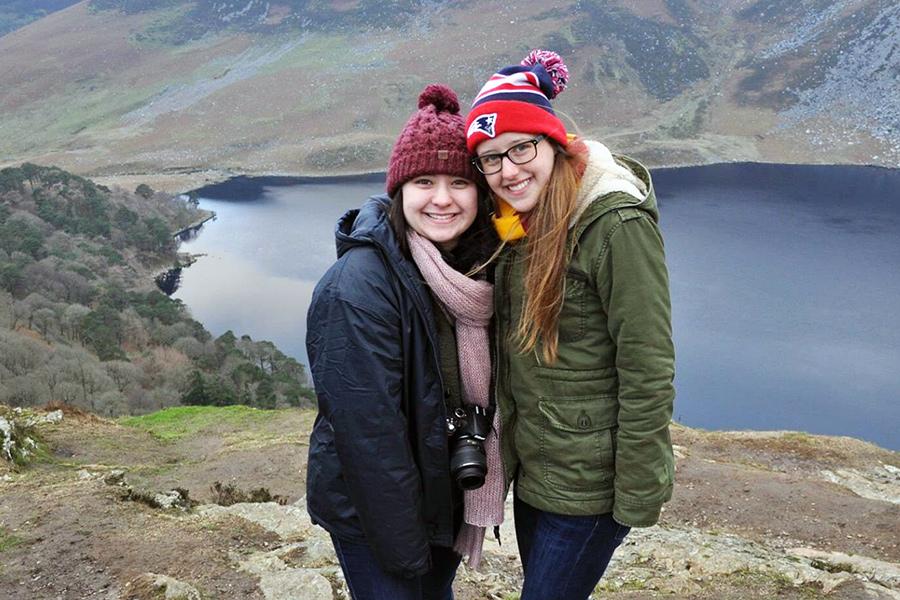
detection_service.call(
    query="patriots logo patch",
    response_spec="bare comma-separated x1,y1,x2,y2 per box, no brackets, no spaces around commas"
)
467,113,497,138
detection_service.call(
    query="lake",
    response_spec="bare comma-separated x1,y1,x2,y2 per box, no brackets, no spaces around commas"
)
173,164,900,450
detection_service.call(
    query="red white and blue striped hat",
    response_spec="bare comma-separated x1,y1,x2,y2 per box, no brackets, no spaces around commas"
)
465,49,570,152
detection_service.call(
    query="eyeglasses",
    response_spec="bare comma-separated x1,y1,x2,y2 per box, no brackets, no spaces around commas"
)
471,135,547,175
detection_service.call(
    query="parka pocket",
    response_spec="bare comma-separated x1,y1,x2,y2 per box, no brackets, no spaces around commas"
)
538,395,617,492
558,269,588,343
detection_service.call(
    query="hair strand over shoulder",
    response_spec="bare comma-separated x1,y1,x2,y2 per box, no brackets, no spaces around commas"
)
515,146,586,364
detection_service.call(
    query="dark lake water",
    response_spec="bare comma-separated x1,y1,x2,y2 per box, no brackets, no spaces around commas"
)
173,164,900,450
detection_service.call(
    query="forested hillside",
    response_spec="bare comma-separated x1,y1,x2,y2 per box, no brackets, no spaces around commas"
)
0,164,312,415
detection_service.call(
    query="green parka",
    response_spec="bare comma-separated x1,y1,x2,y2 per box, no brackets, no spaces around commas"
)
494,141,675,528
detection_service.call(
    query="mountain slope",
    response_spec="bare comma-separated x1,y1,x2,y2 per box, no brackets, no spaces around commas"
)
0,0,897,187
0,0,80,36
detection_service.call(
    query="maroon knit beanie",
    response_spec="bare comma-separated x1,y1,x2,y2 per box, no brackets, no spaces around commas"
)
386,84,478,197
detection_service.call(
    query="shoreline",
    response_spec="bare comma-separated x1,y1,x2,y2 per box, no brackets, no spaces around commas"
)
171,211,216,239
86,159,900,195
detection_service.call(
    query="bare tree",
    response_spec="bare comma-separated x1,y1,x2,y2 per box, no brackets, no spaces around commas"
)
62,304,90,342
0,329,46,377
32,307,57,337
104,360,141,394
0,290,14,329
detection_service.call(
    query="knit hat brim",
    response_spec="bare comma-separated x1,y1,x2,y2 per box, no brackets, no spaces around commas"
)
386,148,477,197
465,100,567,153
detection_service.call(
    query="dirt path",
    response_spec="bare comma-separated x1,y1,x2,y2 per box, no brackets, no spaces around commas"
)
1,408,897,599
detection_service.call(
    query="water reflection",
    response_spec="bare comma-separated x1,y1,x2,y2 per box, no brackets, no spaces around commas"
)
173,179,382,363
173,165,900,449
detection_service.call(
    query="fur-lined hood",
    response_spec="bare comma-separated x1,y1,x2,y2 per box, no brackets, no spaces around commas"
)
570,140,656,228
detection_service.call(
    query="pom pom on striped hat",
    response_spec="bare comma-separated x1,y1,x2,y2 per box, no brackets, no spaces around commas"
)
521,49,569,98
465,50,570,152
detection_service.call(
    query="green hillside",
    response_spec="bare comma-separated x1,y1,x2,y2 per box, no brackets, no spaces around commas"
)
0,163,313,415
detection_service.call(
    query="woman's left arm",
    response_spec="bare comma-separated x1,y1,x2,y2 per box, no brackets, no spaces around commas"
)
596,209,676,528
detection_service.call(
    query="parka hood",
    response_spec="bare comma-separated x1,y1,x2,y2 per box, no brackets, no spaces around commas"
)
335,194,393,257
571,140,658,228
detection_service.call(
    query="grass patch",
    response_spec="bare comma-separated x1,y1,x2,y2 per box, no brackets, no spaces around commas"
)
659,98,710,139
0,82,158,156
595,577,649,592
724,567,821,599
256,32,393,79
781,431,814,443
0,527,23,553
119,405,281,441
809,558,856,575
129,3,195,48
305,137,393,171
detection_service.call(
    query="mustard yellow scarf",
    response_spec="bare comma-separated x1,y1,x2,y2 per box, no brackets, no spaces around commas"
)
491,198,526,242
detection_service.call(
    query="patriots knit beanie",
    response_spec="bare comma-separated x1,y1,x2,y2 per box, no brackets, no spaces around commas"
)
465,49,570,153
386,84,478,197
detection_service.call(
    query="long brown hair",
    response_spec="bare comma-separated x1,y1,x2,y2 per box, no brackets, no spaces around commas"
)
515,144,586,364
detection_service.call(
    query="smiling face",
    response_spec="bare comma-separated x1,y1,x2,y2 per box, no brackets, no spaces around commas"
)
401,174,479,251
475,131,556,216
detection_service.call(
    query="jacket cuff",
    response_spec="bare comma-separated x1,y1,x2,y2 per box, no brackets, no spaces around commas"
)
613,503,662,528
388,554,432,579
613,487,671,528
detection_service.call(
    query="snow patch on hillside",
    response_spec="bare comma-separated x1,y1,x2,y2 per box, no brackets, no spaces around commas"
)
778,3,900,164
758,1,851,60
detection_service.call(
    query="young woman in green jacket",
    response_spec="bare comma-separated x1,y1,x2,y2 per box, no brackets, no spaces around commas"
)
465,50,676,600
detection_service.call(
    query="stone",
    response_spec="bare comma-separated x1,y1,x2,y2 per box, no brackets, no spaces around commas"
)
789,547,900,589
152,490,191,511
820,468,900,505
197,500,315,539
104,470,127,486
255,569,334,600
240,546,338,600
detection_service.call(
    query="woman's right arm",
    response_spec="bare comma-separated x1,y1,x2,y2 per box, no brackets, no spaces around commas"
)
307,253,431,578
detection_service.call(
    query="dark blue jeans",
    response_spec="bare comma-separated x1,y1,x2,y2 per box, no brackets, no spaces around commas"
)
514,495,631,600
331,535,461,600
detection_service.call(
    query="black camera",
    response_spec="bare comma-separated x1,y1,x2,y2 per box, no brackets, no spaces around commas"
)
446,405,492,490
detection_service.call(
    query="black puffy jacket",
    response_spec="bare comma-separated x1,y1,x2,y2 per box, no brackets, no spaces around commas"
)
305,195,454,578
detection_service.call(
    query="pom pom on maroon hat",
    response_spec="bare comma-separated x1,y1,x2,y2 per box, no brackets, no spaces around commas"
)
465,49,569,153
386,84,478,196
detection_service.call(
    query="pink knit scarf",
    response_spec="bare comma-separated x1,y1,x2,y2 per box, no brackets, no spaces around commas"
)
407,230,506,569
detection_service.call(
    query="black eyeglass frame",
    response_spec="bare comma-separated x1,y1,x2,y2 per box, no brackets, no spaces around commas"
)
470,134,547,175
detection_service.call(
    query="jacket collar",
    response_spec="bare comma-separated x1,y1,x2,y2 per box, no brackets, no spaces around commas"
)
569,141,658,240
334,194,439,342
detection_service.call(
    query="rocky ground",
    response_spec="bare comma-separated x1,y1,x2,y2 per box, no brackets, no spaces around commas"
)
1,405,897,600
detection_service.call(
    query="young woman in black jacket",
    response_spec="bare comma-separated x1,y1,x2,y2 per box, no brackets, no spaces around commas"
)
305,84,502,600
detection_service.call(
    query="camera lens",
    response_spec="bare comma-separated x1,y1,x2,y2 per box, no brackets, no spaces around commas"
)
450,438,487,490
